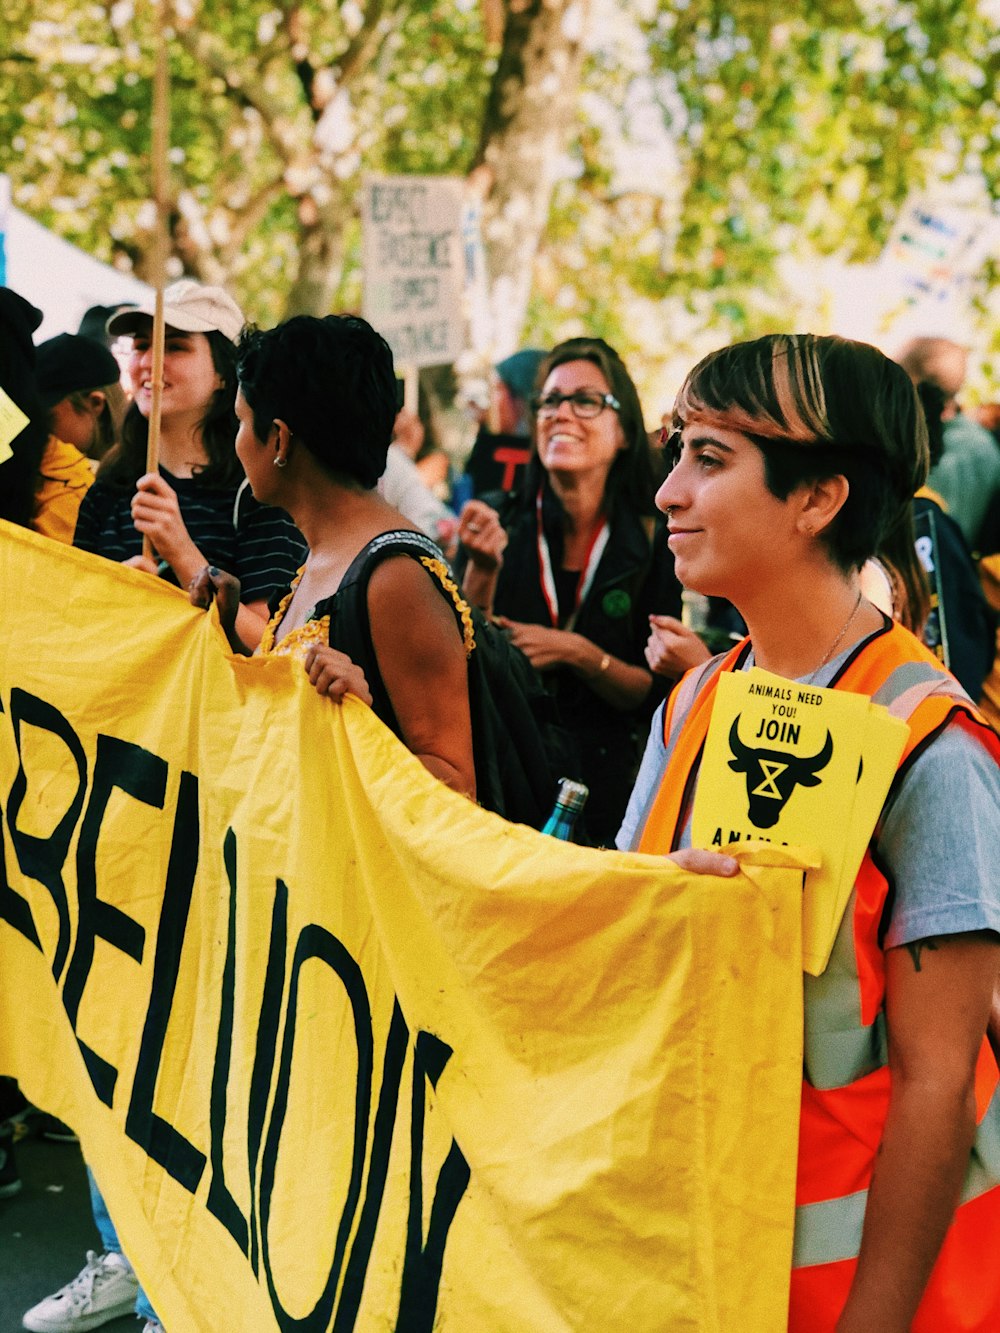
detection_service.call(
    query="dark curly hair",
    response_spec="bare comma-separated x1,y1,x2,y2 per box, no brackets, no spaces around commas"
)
96,330,241,488
235,315,397,489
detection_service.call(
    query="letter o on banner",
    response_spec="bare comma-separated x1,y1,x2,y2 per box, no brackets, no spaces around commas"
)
259,925,374,1332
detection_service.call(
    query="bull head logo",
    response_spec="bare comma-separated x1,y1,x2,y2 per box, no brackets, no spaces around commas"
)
727,716,833,829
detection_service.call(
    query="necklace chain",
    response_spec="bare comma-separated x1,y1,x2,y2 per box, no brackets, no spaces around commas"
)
806,590,863,684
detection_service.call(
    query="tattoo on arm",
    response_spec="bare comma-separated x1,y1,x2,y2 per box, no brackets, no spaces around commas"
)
905,938,940,973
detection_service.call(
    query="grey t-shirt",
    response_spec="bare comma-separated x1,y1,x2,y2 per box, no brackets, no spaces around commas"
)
616,640,1000,949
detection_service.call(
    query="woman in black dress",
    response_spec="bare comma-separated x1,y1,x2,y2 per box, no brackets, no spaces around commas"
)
458,337,681,844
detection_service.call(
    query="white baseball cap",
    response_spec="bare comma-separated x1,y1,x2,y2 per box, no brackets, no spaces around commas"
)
106,279,245,343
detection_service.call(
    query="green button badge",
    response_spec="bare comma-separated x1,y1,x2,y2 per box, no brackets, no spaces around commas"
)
601,588,631,619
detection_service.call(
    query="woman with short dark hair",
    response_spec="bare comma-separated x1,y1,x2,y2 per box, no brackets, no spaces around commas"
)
193,314,476,800
618,332,1000,1333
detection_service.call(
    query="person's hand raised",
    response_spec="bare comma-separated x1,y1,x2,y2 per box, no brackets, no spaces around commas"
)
458,499,507,573
645,615,711,680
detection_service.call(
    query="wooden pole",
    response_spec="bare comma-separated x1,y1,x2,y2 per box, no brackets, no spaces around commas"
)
402,363,419,415
143,2,170,562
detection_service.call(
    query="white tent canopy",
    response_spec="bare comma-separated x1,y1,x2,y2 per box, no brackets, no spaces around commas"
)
2,201,152,341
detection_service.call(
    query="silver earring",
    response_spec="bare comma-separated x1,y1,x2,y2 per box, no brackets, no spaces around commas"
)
274,456,287,469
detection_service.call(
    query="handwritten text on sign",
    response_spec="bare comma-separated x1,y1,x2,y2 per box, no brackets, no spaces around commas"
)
362,176,466,368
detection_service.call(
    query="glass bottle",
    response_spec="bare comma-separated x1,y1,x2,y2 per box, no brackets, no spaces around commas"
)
541,778,589,841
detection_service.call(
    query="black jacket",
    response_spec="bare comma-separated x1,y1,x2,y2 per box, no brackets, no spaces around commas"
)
485,484,682,842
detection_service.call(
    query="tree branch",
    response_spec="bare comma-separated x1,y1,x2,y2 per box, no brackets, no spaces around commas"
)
284,0,401,122
336,0,397,88
172,25,306,166
219,178,288,268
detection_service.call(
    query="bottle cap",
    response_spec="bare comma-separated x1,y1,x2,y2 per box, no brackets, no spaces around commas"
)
555,778,589,813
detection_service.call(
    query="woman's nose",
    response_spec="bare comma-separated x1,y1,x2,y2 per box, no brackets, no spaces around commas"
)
655,466,684,515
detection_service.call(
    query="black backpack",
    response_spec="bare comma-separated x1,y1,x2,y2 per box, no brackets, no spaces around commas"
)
328,530,573,829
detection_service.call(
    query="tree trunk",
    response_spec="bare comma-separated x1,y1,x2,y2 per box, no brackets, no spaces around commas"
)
470,0,591,355
282,191,353,317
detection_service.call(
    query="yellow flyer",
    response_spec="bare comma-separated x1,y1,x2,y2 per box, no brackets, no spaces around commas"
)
0,385,31,465
691,667,906,974
818,702,909,956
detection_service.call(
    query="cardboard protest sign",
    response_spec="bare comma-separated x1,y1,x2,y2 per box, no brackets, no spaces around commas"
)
361,175,467,369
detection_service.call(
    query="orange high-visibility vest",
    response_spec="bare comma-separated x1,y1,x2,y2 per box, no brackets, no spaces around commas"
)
637,621,1000,1331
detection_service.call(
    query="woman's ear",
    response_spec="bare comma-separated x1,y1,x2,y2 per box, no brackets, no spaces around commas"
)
797,474,850,538
270,418,294,467
83,390,107,419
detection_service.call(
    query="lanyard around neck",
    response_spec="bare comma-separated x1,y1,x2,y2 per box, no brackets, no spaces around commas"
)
536,487,610,629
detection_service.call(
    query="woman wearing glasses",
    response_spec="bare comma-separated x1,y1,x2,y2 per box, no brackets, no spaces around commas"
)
459,336,681,844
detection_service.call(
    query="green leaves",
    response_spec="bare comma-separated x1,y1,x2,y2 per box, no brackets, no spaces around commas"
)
3,1,998,395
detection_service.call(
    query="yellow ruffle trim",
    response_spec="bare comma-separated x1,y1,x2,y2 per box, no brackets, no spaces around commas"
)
259,554,475,660
264,615,331,661
419,556,476,658
259,565,305,657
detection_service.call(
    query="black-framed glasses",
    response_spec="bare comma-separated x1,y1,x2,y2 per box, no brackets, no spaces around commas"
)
531,390,621,420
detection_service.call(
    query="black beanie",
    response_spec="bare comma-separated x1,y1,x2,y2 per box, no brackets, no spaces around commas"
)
35,333,121,407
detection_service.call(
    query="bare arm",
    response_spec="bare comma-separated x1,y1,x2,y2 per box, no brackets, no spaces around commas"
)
836,931,1000,1333
188,566,269,654
368,556,476,799
131,472,207,585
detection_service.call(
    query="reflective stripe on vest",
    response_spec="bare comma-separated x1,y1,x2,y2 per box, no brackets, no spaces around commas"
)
794,1088,1000,1270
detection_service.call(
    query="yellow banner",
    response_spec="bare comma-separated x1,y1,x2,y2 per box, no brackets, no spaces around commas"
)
0,523,806,1331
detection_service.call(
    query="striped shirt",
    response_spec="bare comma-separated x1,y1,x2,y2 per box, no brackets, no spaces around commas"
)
73,470,307,604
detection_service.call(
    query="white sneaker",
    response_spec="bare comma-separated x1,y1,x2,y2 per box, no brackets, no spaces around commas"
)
22,1251,139,1331
140,1324,164,1333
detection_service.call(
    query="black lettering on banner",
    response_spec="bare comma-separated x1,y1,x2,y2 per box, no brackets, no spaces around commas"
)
206,829,250,1255
125,770,207,1193
333,999,409,1332
0,798,38,948
64,735,157,1106
396,1032,470,1332
248,876,289,1278
6,688,88,979
260,925,374,1332
0,694,42,951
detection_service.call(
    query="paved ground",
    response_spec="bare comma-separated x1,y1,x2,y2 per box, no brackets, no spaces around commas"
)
0,1128,138,1333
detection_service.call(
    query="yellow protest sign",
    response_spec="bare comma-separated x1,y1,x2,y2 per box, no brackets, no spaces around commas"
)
692,666,908,974
0,523,807,1331
0,385,30,464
